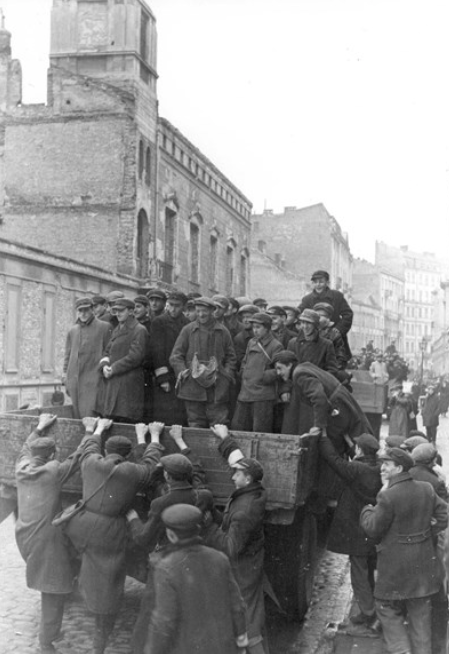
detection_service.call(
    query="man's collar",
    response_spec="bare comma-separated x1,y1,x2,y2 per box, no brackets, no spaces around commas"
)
388,470,412,487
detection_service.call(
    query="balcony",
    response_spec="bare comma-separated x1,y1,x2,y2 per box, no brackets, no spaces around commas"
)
158,260,173,284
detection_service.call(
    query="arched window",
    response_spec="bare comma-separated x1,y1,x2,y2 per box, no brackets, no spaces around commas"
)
136,209,150,277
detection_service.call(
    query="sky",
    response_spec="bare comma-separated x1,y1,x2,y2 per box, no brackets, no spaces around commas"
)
2,0,449,263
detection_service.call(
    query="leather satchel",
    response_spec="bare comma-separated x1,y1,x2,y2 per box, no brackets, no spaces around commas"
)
51,465,117,527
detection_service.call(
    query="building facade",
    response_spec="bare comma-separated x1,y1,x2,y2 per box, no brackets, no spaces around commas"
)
0,0,252,410
252,203,353,294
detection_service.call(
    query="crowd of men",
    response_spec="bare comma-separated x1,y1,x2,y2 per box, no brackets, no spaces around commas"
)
13,268,449,654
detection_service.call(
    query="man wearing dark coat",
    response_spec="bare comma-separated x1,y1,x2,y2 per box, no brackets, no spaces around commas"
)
63,297,111,419
65,419,164,654
287,309,340,377
360,448,448,654
267,305,296,348
150,291,189,425
319,432,382,628
203,425,267,654
421,384,441,443
15,414,88,654
145,505,247,654
169,297,236,427
298,269,353,361
97,298,150,423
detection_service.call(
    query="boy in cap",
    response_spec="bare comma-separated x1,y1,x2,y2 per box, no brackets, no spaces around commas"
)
298,270,353,361
147,288,167,320
97,298,150,423
287,309,340,378
92,295,107,320
318,432,382,630
224,297,244,340
101,291,125,328
360,448,448,654
146,504,247,654
253,298,268,311
150,291,189,425
232,312,282,433
66,419,165,654
62,297,111,419
313,301,347,369
170,297,236,428
234,304,259,371
283,306,300,331
267,305,296,348
212,294,230,324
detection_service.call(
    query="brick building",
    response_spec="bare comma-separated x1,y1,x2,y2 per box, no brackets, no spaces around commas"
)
0,0,252,410
250,242,307,306
252,204,353,295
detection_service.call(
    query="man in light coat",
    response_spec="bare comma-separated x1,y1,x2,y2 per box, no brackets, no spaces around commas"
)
62,297,111,419
360,447,448,654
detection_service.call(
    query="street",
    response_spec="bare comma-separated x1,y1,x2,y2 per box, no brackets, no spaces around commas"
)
0,415,448,654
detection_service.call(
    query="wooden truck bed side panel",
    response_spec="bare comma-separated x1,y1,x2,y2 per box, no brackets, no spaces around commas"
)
351,370,384,413
0,412,319,513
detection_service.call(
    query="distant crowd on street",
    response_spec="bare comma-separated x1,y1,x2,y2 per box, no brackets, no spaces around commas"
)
12,268,449,654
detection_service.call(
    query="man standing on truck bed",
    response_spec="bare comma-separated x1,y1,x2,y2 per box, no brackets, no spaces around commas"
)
298,270,353,365
15,413,92,654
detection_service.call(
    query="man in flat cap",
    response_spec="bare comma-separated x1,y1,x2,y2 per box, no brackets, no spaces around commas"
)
15,413,98,654
283,306,300,332
145,504,247,654
62,297,111,419
150,291,189,425
267,305,296,348
287,309,340,377
133,295,151,334
170,297,236,428
360,448,448,654
313,301,347,370
97,298,150,423
212,294,230,325
224,297,244,340
99,290,125,328
318,431,382,630
147,288,167,321
232,312,282,433
298,270,353,362
234,304,259,371
203,424,267,654
66,418,165,654
92,295,107,320
253,298,268,312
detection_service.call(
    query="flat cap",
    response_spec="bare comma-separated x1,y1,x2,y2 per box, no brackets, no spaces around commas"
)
92,295,106,305
76,297,93,309
283,306,300,315
105,436,133,457
354,433,380,453
112,298,135,310
159,453,193,476
187,292,202,300
30,437,56,457
106,290,125,303
212,295,230,310
232,457,264,482
168,291,188,304
238,304,259,315
161,504,202,534
299,309,320,326
194,296,216,309
411,443,437,464
267,305,287,317
235,296,253,307
401,435,428,451
249,312,272,328
311,270,330,281
253,298,268,306
385,435,406,448
272,350,298,365
228,297,240,310
313,302,334,316
378,447,414,471
134,295,149,306
147,289,167,300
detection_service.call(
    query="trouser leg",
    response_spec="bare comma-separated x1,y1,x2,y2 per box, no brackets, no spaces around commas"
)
205,402,230,427
406,595,432,654
253,400,275,433
93,613,117,654
375,599,411,654
232,401,253,431
349,555,376,617
39,593,65,646
432,585,448,654
184,401,209,427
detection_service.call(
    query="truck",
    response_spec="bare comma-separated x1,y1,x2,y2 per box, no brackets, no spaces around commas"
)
351,369,385,439
0,405,320,621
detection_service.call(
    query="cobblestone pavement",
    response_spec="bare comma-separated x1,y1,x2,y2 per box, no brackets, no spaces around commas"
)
1,415,448,654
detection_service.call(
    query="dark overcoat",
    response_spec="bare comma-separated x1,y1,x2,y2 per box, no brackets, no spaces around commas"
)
410,464,448,501
15,430,82,593
298,287,353,358
146,538,246,654
319,436,381,555
422,393,440,427
204,476,266,641
97,316,150,421
150,312,189,424
169,319,236,403
65,435,163,614
63,316,111,419
360,473,448,600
